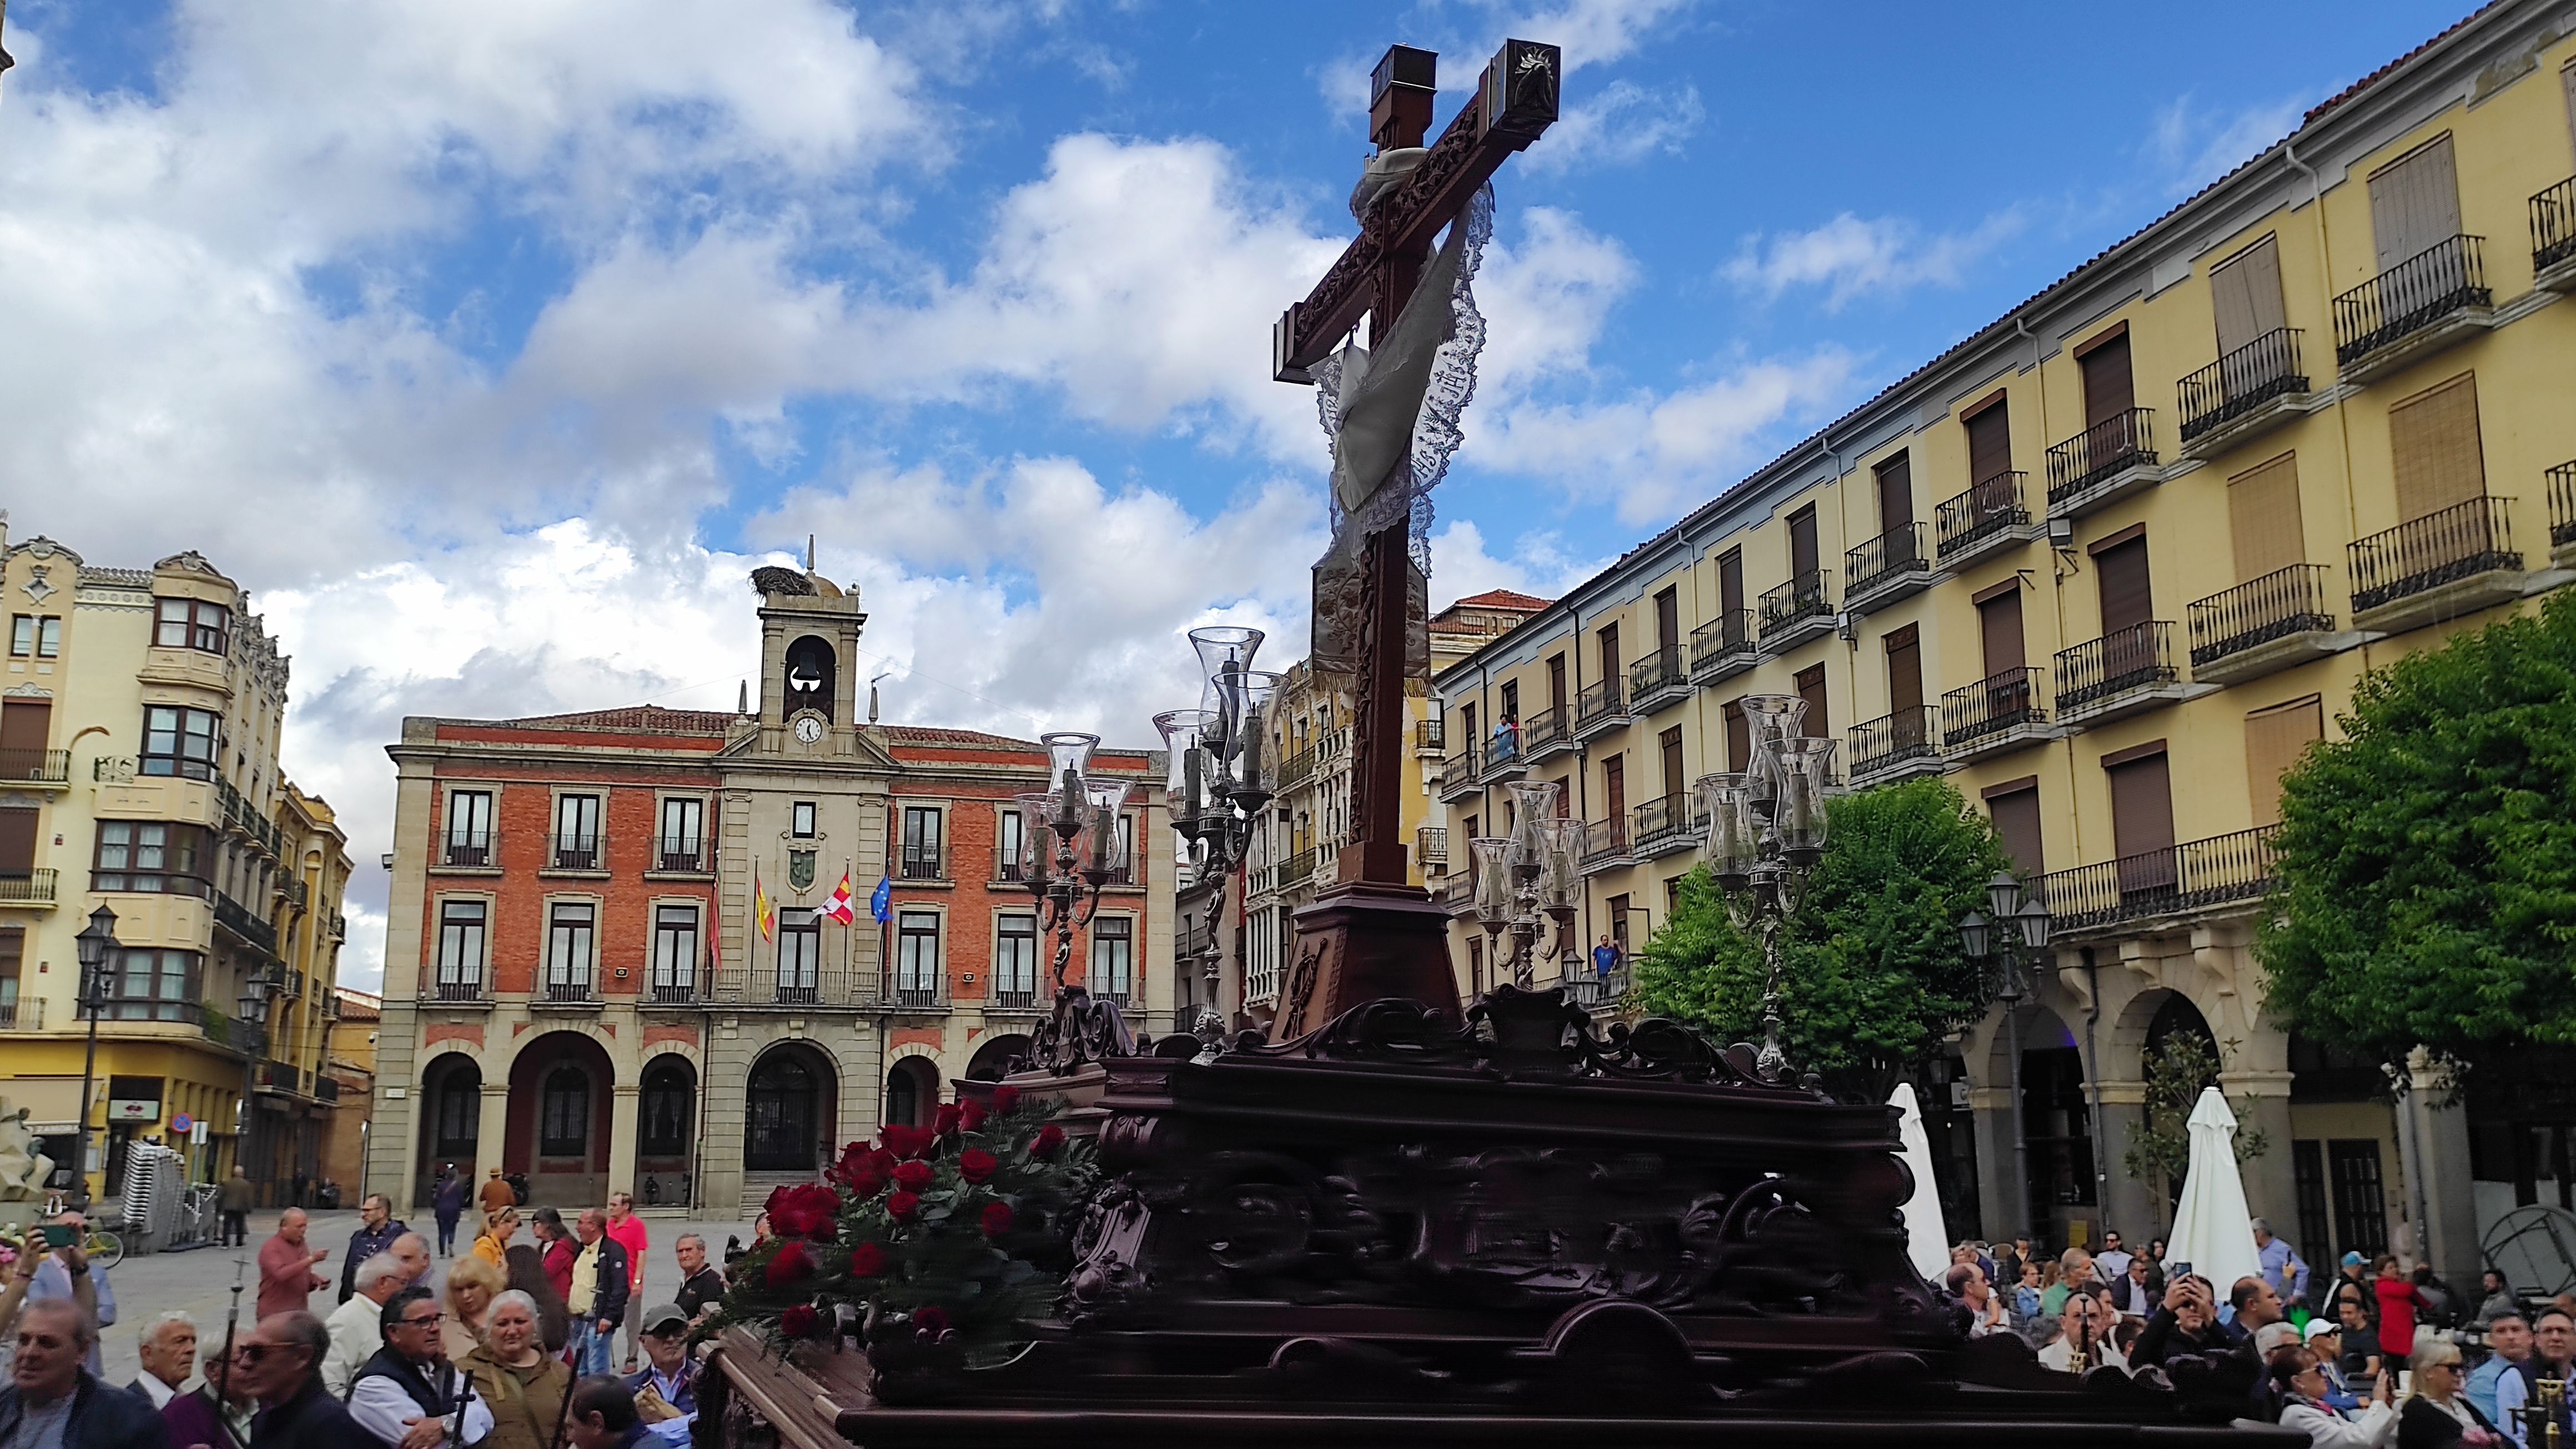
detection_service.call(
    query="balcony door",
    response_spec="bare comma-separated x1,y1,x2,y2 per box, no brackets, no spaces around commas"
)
0,700,48,778
2079,330,2135,435
1546,653,1567,715
2227,453,2306,582
1886,625,1925,747
2096,533,2156,683
1875,452,1913,534
2367,133,2460,273
2211,235,2288,361
1654,586,1680,657
1719,549,1745,618
1659,727,1684,798
1602,756,1626,845
1788,505,1819,580
2107,747,2177,895
1966,398,2012,486
1977,585,2024,676
0,807,35,883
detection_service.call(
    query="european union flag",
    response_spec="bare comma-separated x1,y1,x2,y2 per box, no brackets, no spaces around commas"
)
869,875,892,923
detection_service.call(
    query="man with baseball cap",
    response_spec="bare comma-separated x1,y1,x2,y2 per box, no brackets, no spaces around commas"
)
620,1305,697,1441
2302,1316,2364,1411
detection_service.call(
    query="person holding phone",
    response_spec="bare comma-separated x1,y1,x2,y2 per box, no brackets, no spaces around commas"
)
20,1212,117,1375
2136,1274,2231,1368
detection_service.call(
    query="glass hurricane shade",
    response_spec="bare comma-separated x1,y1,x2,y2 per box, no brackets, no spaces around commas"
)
1739,695,1807,806
1040,732,1100,799
1768,737,1836,860
1153,711,1214,827
1535,818,1586,913
1469,837,1517,930
1693,773,1757,884
1210,670,1284,794
1188,626,1265,709
1015,792,1059,888
1956,910,1991,959
1985,871,2024,921
1084,778,1132,873
1506,780,1561,873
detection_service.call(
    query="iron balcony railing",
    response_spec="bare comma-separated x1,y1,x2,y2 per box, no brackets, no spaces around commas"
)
1849,707,1940,778
775,984,821,1005
0,999,42,1030
281,877,308,910
2046,407,2158,505
2054,621,2179,711
1941,666,2049,746
1689,610,1756,672
1441,743,1477,785
1280,846,1320,889
551,837,601,871
2036,824,2281,933
0,869,58,905
1416,717,1446,751
1845,522,1929,597
2347,495,2519,612
1629,645,1687,702
891,983,947,1009
1520,705,1569,756
2187,564,2335,666
1579,816,1632,865
656,841,706,873
899,850,944,881
2332,234,2489,365
214,890,278,955
1574,677,1627,729
1278,744,1319,790
1416,826,1450,867
2549,461,2576,550
2177,328,2308,441
1936,472,2031,560
432,979,485,1003
2535,177,2576,274
1758,570,1833,642
314,1076,341,1105
0,749,68,785
1566,964,1630,1010
442,829,496,868
542,979,595,1004
1631,792,1693,852
650,982,698,1004
991,987,1039,1010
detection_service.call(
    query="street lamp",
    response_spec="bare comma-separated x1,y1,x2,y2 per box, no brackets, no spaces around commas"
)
1958,871,2052,1240
1698,693,1838,1084
235,971,271,1188
1158,627,1282,1050
1468,779,1584,989
72,904,122,1213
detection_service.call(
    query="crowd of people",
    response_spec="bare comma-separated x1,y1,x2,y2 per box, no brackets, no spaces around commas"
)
1937,1218,2573,1446
0,1164,727,1449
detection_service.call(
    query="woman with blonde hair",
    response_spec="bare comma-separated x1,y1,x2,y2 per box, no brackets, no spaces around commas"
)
472,1204,520,1267
443,1251,509,1360
457,1289,575,1449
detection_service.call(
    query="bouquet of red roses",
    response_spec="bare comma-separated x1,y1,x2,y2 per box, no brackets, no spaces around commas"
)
702,1086,1093,1368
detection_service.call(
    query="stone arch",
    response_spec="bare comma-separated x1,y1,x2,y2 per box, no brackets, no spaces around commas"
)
883,1055,941,1131
415,1051,484,1208
964,1034,1030,1082
504,1030,618,1210
744,1040,837,1174
784,634,838,721
636,1052,699,1209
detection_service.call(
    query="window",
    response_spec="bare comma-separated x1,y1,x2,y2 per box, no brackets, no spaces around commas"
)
92,822,211,895
790,801,817,839
539,1067,590,1157
900,807,942,879
140,706,220,780
997,806,1024,882
1109,814,1136,885
2388,373,2486,523
552,794,601,870
544,902,595,997
442,790,494,867
1794,663,1828,738
153,597,231,654
995,914,1039,1004
8,616,59,659
639,1062,692,1157
657,797,704,872
895,912,942,1003
435,900,486,998
776,908,820,1001
1090,917,1133,1003
651,905,699,999
107,948,199,1023
1984,783,2044,877
431,1078,476,1156
1608,895,1632,958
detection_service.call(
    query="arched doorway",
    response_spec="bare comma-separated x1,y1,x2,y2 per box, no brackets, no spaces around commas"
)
505,1032,617,1210
964,1035,1029,1082
744,1044,835,1174
1992,1005,2096,1241
416,1054,482,1209
637,1055,698,1210
884,1058,939,1130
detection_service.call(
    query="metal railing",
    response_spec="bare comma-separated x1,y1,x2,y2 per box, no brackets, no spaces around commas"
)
1280,846,1319,889
775,984,821,1005
2549,461,2576,550
1574,677,1627,729
891,984,947,1009
656,842,707,873
1940,666,2049,747
1845,522,1929,597
551,837,601,871
1758,570,1833,642
1415,826,1449,867
2178,328,2308,441
899,851,944,881
1520,704,1569,756
0,999,42,1030
441,831,497,868
1442,744,1478,783
2535,177,2576,274
1629,645,1687,702
1689,610,1756,672
1579,817,1632,865
1278,744,1319,790
314,1076,341,1104
1416,717,1446,751
542,979,596,1004
2055,621,2179,711
2037,824,2280,933
1849,707,1940,778
1936,472,2030,560
0,749,68,784
2332,234,2489,365
1565,964,1630,1010
2187,565,2335,666
2046,407,2158,505
432,979,485,1003
2347,495,2519,612
990,987,1038,1010
0,869,57,905
214,891,278,955
649,982,698,1004
1631,792,1693,852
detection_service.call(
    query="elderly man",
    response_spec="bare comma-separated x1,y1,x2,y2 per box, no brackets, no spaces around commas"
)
621,1304,697,1437
564,1375,649,1449
228,1311,355,1449
220,1166,255,1248
339,1197,411,1305
565,1210,631,1377
2039,1296,2114,1372
163,1337,256,1449
346,1286,491,1449
23,1211,118,1376
603,1193,648,1371
132,1311,199,1409
2251,1218,2310,1311
323,1254,409,1397
0,1299,170,1448
257,1209,331,1321
671,1236,723,1322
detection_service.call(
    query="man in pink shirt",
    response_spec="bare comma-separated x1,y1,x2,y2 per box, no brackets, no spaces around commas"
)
255,1206,330,1320
604,1190,649,1371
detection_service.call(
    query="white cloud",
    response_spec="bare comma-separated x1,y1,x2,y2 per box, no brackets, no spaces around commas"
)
1316,0,1698,113
1721,210,2022,310
1428,519,1606,608
1524,78,1705,175
2147,92,2309,197
1472,206,1641,393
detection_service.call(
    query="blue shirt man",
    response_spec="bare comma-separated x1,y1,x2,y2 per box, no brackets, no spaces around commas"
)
2252,1218,2310,1307
2467,1309,2534,1426
1592,937,1619,980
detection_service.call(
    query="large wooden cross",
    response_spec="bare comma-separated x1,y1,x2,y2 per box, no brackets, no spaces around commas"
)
1267,39,1559,1034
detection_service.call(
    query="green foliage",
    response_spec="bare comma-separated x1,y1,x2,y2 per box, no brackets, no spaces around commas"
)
2258,591,2576,1061
1629,776,2011,1094
2119,1032,2270,1210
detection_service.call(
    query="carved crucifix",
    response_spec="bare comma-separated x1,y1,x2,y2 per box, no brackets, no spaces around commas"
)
1267,39,1558,1037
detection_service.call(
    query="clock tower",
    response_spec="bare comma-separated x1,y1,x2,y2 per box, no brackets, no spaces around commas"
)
748,557,867,759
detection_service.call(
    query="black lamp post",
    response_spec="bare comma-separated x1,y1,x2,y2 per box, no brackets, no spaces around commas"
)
72,904,122,1213
235,972,271,1188
1958,871,2052,1241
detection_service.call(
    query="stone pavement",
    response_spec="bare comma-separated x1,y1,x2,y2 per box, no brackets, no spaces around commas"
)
81,1206,758,1387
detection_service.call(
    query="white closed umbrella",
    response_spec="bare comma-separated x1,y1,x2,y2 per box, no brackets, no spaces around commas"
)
1890,1081,1951,1280
2166,1086,2262,1294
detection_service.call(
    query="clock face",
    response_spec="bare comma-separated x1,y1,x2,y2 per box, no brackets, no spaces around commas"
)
794,715,824,743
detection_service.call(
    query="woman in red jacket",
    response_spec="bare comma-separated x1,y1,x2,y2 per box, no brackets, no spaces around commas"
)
2373,1254,2431,1362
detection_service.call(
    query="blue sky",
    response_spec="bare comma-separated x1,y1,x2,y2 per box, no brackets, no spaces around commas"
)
0,0,2469,981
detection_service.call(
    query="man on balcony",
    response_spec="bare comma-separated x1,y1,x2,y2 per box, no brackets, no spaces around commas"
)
1592,934,1620,982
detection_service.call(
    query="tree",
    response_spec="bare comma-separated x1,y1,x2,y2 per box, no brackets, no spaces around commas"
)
1630,776,2011,1098
2120,1031,2271,1215
2258,591,2576,1062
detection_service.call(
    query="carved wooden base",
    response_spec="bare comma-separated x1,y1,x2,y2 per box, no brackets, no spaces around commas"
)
1269,881,1459,1042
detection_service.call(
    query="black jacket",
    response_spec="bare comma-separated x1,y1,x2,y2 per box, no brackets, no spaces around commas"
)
2398,1392,2498,1449
250,1375,361,1449
674,1265,725,1320
0,1371,170,1449
577,1237,630,1327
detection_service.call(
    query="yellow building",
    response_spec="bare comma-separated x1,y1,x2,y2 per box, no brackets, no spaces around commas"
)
322,987,381,1199
0,522,351,1208
1432,3,2574,1280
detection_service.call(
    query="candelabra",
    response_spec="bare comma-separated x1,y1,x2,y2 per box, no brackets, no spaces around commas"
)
1695,693,1837,1084
1156,627,1281,1050
1957,872,2054,1240
1013,731,1138,1073
1468,780,1584,988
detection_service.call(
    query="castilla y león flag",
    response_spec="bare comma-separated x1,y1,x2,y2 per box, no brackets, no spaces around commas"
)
823,871,858,925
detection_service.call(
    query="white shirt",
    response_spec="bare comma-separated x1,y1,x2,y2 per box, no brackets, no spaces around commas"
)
347,1360,494,1448
323,1294,387,1398
2038,1338,2130,1373
2282,1398,2399,1448
2095,1249,2133,1282
133,1372,186,1409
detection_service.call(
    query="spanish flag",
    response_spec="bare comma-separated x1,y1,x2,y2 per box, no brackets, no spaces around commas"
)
754,862,776,942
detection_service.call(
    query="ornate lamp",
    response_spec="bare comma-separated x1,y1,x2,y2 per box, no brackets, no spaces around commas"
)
1698,696,1838,1084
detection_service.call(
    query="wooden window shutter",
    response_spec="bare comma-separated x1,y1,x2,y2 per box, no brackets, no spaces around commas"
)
1788,505,1820,578
0,807,34,875
2080,332,2135,429
1966,399,2012,485
1986,786,2044,876
1875,452,1914,531
2096,537,2154,637
0,699,48,754
1598,623,1621,683
1547,654,1567,712
1603,754,1626,823
1794,663,1828,738
2227,452,2307,582
1978,587,2025,675
2367,133,2461,273
2389,373,2486,522
1885,624,1924,716
2107,749,2176,861
1655,586,1680,652
1719,549,1744,614
2245,695,2325,827
2210,235,2288,358
1723,698,1749,773
1659,727,1685,795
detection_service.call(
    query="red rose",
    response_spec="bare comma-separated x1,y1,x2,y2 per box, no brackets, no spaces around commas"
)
1031,1124,1066,1160
779,1303,820,1340
958,1149,999,1185
880,1125,934,1160
847,1242,887,1279
912,1306,951,1339
934,1103,964,1137
768,1183,842,1240
887,1191,921,1223
959,1101,988,1134
847,1169,887,1201
990,1085,1020,1113
890,1160,935,1192
980,1202,1015,1237
764,1241,815,1289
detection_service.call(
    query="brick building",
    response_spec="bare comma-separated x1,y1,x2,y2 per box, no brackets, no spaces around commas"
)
366,564,1169,1217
